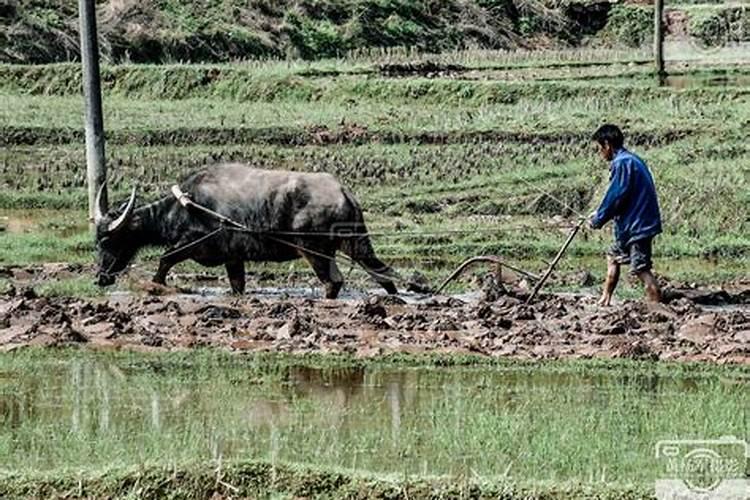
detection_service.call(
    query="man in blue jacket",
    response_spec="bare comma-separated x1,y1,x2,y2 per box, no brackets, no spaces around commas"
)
589,124,662,306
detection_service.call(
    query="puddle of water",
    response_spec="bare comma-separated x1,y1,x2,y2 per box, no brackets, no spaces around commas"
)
664,74,750,89
110,285,450,303
664,41,750,65
700,304,749,313
0,354,745,482
108,284,748,312
0,213,38,234
0,209,85,237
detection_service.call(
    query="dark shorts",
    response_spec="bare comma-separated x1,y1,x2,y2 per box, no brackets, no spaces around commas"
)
608,237,654,274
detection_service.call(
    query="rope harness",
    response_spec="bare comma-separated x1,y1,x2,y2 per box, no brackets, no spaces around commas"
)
169,185,406,285
165,185,550,293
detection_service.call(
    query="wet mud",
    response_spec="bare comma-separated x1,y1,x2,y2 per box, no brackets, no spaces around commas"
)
1,265,748,364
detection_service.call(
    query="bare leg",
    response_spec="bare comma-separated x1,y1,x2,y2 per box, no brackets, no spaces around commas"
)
225,261,246,294
303,253,344,299
598,256,620,306
637,270,661,303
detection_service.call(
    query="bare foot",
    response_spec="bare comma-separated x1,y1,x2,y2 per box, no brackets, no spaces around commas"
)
597,295,611,307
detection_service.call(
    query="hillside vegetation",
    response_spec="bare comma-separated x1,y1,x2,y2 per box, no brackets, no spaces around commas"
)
1,0,749,63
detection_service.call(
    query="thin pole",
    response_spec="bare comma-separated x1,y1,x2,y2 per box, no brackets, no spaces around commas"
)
526,219,584,304
654,0,666,80
79,0,107,225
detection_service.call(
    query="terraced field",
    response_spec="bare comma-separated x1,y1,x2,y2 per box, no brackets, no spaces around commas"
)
1,55,748,293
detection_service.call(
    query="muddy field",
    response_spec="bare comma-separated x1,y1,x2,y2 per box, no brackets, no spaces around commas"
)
1,264,748,364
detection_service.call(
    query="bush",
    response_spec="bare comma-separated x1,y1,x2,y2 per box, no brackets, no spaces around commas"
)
284,12,349,59
601,5,653,48
689,7,750,48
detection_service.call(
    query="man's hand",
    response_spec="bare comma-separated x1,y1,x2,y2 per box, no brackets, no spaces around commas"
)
588,211,599,230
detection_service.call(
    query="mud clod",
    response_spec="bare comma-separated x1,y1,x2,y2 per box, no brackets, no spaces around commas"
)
479,274,507,302
405,272,434,294
577,271,596,287
378,61,466,78
677,314,718,345
353,298,388,320
0,284,746,363
197,305,242,324
617,340,657,361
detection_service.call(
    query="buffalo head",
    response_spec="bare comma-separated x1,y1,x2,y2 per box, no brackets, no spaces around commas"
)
94,184,138,287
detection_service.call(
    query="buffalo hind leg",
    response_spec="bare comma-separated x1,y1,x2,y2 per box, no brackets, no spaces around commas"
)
340,237,398,294
358,255,398,295
225,261,246,294
303,253,343,299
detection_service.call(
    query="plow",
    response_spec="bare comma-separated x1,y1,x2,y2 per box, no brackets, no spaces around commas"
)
434,217,585,304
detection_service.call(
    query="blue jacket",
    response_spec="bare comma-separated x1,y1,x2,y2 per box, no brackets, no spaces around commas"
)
591,148,662,245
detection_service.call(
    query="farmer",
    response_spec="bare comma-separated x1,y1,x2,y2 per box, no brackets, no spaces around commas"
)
589,124,662,306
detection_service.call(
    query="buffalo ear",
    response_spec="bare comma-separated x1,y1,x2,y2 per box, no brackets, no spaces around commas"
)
107,186,137,233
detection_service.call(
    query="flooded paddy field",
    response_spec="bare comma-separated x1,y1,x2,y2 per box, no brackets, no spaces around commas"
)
0,351,747,498
1,52,749,498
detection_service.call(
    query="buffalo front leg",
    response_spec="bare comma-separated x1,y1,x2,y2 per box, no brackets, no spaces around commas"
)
225,261,246,295
152,252,186,286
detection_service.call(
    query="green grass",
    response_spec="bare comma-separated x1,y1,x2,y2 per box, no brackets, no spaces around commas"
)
0,88,736,133
0,62,748,289
0,350,746,498
0,52,662,95
0,211,92,265
35,277,104,298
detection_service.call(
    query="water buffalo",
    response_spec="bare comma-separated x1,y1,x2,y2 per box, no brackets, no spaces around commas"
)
94,163,398,298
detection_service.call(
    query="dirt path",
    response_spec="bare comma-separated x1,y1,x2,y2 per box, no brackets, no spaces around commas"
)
1,274,747,364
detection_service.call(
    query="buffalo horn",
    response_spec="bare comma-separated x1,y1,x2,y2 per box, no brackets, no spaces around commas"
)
94,182,107,224
107,186,137,233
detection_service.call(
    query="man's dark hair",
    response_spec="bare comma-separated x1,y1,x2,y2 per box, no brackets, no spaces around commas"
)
592,124,624,150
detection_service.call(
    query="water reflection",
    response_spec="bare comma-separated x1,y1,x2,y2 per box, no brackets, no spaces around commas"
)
0,356,745,478
664,74,750,89
0,361,724,436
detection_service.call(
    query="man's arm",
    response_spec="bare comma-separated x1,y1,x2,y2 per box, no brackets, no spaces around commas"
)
590,161,630,229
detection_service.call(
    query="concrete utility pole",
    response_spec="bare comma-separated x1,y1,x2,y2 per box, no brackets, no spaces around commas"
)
654,0,666,80
78,0,107,224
